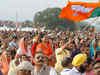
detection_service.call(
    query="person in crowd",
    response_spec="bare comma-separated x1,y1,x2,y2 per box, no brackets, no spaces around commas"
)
31,35,40,56
1,51,12,75
48,54,56,67
32,51,57,75
8,55,20,75
16,37,32,56
55,39,71,72
89,35,95,59
0,53,3,75
71,40,81,58
67,53,87,75
16,61,34,75
61,57,73,75
85,57,94,75
93,60,100,75
95,50,100,60
0,28,100,75
9,35,18,50
35,35,53,56
95,39,100,51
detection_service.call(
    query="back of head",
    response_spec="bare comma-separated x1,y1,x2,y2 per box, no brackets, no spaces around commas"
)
62,57,72,68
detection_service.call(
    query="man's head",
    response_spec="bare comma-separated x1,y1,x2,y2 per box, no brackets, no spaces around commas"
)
12,35,17,42
33,51,45,66
62,57,72,69
6,50,12,59
24,37,28,48
17,70,31,75
72,53,87,73
93,60,100,75
59,40,64,47
41,35,48,42
21,55,29,62
16,61,34,75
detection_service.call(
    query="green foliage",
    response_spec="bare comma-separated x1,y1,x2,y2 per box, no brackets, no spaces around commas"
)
22,20,33,27
76,22,94,31
34,8,78,31
91,7,100,18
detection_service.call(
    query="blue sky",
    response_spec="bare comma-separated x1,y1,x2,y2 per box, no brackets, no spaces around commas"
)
0,0,99,21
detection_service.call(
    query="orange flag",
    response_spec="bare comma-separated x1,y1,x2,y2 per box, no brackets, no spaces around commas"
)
59,0,100,22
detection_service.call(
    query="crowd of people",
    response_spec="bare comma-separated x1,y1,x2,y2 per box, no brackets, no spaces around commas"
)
0,28,100,75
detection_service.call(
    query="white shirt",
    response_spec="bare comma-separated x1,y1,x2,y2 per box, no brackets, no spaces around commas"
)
50,67,57,75
17,48,32,56
67,67,86,75
8,59,17,75
32,66,57,75
60,68,71,75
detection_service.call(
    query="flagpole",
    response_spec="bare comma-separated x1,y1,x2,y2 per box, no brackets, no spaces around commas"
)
16,12,18,32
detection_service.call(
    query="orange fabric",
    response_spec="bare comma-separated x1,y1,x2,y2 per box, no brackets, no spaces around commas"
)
18,38,28,55
31,42,37,56
59,1,100,22
1,51,10,75
36,43,53,56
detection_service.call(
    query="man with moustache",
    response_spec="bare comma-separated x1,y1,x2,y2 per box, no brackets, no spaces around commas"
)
32,51,57,75
16,61,34,75
67,53,87,75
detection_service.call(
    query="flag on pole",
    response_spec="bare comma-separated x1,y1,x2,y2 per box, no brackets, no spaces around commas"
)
59,0,100,22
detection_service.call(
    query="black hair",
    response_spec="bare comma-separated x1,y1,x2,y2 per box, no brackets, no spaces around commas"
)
13,35,17,39
87,56,94,65
11,50,16,59
93,60,100,66
62,57,72,67
24,37,28,41
95,50,100,59
0,40,2,47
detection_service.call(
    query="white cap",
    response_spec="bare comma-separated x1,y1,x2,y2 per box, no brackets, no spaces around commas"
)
16,61,34,71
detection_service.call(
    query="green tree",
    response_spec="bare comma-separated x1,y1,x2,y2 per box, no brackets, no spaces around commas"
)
22,20,33,27
76,21,94,31
34,8,78,31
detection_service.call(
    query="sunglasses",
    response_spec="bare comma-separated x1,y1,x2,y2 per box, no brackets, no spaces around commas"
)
36,56,44,60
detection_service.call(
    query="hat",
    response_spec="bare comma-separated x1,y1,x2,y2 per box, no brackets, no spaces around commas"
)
16,61,34,71
72,54,87,66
